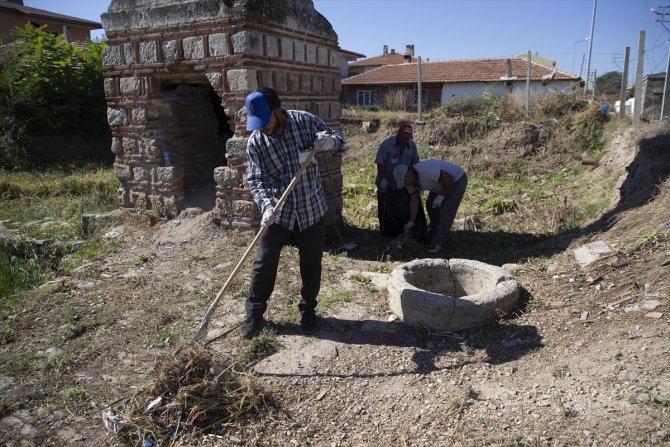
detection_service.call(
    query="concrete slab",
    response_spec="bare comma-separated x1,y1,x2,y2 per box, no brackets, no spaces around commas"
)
573,241,613,268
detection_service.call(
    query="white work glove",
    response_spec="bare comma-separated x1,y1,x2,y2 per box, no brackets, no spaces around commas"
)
432,194,445,208
261,208,274,228
313,130,336,151
298,150,313,165
403,221,415,236
379,178,388,192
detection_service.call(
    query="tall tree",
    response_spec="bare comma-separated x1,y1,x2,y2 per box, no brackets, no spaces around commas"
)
595,71,623,93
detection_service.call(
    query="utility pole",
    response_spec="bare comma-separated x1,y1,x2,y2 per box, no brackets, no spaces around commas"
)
417,56,423,122
525,51,531,119
633,30,645,125
591,69,597,101
584,0,597,98
619,46,630,120
662,46,670,119
652,6,670,119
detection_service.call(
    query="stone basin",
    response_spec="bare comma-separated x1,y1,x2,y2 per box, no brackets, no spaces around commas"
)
387,258,521,332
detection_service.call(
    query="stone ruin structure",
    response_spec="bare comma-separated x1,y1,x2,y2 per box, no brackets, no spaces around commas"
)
100,0,343,229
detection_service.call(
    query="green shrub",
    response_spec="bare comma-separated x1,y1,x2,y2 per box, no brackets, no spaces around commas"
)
532,92,587,119
564,105,606,154
0,25,108,168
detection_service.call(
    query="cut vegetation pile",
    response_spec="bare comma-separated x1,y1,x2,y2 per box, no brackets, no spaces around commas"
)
109,346,267,445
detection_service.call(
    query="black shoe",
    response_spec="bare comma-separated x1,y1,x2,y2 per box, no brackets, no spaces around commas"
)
300,313,319,335
240,317,265,339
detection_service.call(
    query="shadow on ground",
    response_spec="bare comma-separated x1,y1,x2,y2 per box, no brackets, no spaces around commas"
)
254,318,541,379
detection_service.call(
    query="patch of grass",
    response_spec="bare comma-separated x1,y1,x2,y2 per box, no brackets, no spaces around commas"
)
142,323,174,350
0,251,49,299
61,319,90,341
442,384,476,412
628,394,670,407
157,308,182,326
135,252,155,267
0,328,14,345
342,105,414,122
483,198,517,215
551,365,569,378
350,274,378,293
552,394,575,418
142,333,173,350
574,197,611,223
480,437,536,447
62,387,88,411
122,275,149,288
627,232,667,252
372,263,393,274
63,387,87,402
0,167,117,234
150,197,172,220
14,352,45,372
316,288,355,313
459,341,474,356
66,236,120,266
51,355,79,375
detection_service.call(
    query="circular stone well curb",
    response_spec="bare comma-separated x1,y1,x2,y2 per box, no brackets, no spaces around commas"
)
387,258,521,332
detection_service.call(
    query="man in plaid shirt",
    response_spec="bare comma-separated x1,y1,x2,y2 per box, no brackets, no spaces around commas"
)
241,87,346,339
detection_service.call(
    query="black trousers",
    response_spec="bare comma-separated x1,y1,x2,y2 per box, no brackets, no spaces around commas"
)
245,217,325,319
378,188,427,238
426,173,468,247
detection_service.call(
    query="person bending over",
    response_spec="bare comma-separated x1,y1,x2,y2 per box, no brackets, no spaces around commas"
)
393,159,467,254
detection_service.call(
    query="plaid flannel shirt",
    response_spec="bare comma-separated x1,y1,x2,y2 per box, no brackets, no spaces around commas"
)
246,110,346,231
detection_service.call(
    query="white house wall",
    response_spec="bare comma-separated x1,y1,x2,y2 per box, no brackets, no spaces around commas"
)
440,81,575,103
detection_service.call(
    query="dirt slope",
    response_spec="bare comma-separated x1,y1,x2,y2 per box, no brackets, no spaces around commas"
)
0,121,668,447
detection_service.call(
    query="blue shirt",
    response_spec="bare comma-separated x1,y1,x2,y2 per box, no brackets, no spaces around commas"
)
246,110,346,231
375,135,419,189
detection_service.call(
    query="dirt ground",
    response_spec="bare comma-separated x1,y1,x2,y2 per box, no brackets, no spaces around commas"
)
0,120,669,447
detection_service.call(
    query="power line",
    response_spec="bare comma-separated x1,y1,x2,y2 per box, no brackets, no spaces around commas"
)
652,5,670,33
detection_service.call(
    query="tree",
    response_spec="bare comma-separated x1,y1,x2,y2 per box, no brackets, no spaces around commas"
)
0,25,108,168
595,71,623,93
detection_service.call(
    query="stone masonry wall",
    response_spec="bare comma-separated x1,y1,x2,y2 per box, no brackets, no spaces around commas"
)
101,0,343,229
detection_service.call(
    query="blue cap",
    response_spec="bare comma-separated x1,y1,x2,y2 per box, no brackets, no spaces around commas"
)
245,88,280,131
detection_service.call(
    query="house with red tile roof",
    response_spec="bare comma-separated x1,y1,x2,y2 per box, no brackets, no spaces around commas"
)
338,47,366,78
342,57,580,110
348,44,417,77
0,0,101,45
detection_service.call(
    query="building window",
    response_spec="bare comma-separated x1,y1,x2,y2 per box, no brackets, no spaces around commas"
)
357,90,375,108
406,89,427,107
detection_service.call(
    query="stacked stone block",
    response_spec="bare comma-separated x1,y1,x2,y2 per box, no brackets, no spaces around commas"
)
101,0,343,228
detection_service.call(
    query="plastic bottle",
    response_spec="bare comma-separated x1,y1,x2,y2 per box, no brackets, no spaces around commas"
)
163,151,171,167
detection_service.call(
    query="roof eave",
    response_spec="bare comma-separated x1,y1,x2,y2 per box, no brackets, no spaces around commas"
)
0,5,102,29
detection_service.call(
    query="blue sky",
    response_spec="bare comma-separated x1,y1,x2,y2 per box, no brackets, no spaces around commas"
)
24,0,670,80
